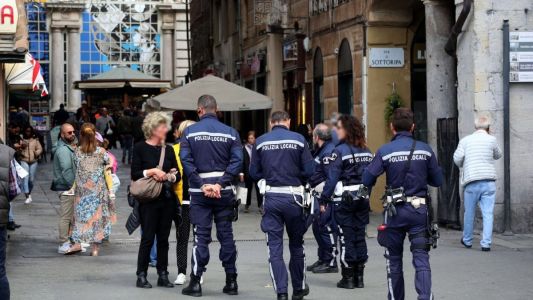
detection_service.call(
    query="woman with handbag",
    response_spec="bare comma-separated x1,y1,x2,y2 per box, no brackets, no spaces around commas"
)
18,125,43,204
65,123,117,256
131,112,180,289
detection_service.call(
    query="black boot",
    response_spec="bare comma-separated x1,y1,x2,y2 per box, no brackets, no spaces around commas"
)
312,262,339,274
277,293,289,300
222,273,239,295
354,264,365,288
337,267,355,289
292,284,310,300
306,260,322,272
136,272,152,288
157,271,174,288
182,275,202,297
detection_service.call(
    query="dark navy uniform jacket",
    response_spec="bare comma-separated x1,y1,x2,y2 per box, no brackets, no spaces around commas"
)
249,125,314,186
308,140,336,188
320,142,373,203
180,113,243,189
362,131,443,197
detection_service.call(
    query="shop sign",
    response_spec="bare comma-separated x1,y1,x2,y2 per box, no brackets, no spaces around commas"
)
283,40,298,61
369,48,404,68
0,0,18,34
509,31,533,82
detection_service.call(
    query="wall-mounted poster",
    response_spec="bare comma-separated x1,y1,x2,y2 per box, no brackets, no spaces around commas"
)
509,31,533,82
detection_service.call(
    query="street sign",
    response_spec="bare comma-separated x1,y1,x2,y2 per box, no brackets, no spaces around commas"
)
509,31,533,82
369,48,405,68
0,0,19,34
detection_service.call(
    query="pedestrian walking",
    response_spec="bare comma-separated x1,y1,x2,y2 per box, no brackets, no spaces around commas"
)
95,108,115,144
64,123,117,256
18,125,43,204
117,108,134,164
131,112,180,289
250,111,315,300
307,124,339,274
51,123,78,254
454,115,502,252
319,116,373,288
180,95,242,297
362,108,443,300
241,130,262,213
0,142,17,300
172,120,196,285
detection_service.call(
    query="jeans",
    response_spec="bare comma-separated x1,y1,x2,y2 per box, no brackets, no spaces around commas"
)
0,227,10,300
462,180,496,248
8,208,14,223
20,161,38,194
150,238,157,263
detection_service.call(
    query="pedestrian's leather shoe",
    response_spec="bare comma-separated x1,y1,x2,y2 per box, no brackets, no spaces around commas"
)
354,264,365,288
182,275,202,297
461,239,472,249
292,284,310,300
312,263,339,274
222,273,238,295
157,271,174,288
337,267,355,289
306,260,322,272
481,247,491,252
136,272,152,289
277,293,289,300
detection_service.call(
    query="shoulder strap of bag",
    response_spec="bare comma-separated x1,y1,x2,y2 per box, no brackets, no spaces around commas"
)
402,139,417,187
157,145,166,169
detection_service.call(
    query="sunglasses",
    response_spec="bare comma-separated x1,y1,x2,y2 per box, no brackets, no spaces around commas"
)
65,131,75,135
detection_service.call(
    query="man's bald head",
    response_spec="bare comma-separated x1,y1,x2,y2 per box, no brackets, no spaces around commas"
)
60,123,76,144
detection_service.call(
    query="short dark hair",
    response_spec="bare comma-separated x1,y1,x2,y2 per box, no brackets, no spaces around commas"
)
197,94,217,112
391,108,414,132
270,111,290,123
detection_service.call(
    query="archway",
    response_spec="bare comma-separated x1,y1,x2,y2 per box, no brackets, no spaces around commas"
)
337,39,353,115
313,47,324,123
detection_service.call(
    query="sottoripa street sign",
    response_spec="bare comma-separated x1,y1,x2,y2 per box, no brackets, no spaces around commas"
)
369,48,405,68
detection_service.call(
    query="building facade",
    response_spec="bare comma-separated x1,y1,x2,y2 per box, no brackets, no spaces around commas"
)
192,0,533,232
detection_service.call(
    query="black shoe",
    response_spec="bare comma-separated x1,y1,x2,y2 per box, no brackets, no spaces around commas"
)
312,263,339,274
481,247,491,252
337,267,355,289
182,275,202,297
157,271,174,288
461,239,472,249
292,284,309,300
277,293,289,300
6,222,20,231
306,260,322,272
354,264,365,288
222,273,238,295
136,272,152,288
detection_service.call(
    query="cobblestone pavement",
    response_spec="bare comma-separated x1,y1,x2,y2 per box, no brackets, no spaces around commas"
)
5,155,533,300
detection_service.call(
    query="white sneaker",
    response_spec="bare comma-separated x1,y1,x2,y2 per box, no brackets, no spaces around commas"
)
174,273,187,285
25,196,32,204
58,242,71,254
81,242,90,253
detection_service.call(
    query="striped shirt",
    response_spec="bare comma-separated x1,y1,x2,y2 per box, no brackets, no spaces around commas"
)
453,130,502,186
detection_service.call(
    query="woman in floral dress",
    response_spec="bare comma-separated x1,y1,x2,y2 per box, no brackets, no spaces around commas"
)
65,123,116,256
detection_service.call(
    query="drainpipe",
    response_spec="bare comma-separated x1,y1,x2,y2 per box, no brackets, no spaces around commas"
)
502,20,513,235
445,0,473,56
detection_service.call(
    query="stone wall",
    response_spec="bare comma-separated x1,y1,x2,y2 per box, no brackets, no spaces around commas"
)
456,0,533,232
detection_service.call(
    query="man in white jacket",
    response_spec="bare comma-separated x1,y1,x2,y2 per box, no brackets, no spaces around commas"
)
453,116,502,252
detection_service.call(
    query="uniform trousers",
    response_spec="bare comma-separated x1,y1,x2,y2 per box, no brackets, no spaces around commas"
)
334,198,369,267
311,203,337,266
261,193,308,294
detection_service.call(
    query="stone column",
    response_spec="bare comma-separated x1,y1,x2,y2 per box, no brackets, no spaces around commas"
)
267,33,284,112
162,28,174,81
67,28,81,111
51,27,64,111
424,0,457,152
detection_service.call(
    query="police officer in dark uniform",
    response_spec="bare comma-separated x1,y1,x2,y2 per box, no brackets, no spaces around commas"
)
362,108,443,300
307,123,339,274
319,115,373,289
250,111,315,300
180,95,243,297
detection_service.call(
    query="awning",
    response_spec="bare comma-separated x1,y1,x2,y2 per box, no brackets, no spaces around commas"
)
4,59,43,89
152,75,273,111
73,66,172,89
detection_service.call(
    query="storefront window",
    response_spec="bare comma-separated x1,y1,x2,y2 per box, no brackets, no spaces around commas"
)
80,1,162,80
26,2,49,87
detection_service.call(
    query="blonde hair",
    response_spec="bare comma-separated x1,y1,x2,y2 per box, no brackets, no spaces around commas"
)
80,123,97,153
142,111,171,139
177,120,196,138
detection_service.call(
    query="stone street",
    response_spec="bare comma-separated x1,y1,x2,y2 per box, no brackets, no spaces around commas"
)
5,157,533,300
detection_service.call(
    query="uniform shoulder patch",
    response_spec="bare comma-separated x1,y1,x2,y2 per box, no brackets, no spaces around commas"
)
323,152,337,165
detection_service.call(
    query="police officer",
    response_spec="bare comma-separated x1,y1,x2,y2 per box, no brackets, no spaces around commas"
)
362,108,443,300
250,111,314,300
180,95,243,297
307,123,339,274
319,115,373,289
